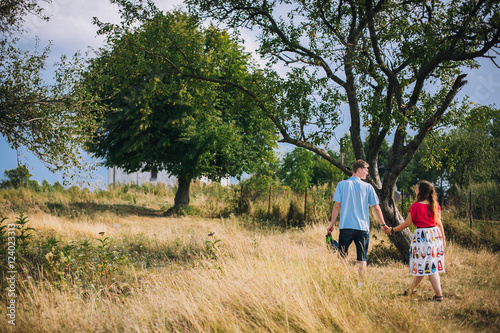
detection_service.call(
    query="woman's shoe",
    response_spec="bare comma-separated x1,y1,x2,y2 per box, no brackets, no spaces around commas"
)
430,295,443,302
403,289,416,296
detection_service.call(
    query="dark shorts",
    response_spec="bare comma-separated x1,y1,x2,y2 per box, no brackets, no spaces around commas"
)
339,228,370,262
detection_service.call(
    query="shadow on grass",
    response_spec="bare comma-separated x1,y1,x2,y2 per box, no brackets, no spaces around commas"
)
46,202,164,218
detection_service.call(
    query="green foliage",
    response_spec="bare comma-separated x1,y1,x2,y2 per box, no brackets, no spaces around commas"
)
241,155,281,195
0,168,45,193
278,148,314,191
84,10,277,206
443,217,500,253
185,0,500,170
396,106,499,208
396,135,444,194
164,205,200,217
368,238,404,266
339,134,356,169
0,0,49,34
450,182,500,221
204,235,222,260
399,106,499,192
0,218,8,264
0,214,35,271
0,165,32,189
441,107,500,188
12,213,34,255
278,147,344,191
311,151,346,185
397,192,415,223
40,232,131,288
0,38,103,180
0,1,104,180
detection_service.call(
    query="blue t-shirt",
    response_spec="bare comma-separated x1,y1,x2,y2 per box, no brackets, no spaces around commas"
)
333,176,379,232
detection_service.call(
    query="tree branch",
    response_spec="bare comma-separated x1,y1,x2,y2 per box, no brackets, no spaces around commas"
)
402,74,468,171
279,136,351,175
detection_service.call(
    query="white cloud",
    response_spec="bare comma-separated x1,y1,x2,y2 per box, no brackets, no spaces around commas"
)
17,1,122,52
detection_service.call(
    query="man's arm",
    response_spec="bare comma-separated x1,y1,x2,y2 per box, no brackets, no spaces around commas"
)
372,204,389,233
327,201,341,233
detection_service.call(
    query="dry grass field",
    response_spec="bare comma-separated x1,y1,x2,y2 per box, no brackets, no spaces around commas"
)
0,184,499,332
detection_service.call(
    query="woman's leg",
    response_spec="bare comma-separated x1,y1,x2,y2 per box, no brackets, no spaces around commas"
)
410,276,425,291
428,273,443,297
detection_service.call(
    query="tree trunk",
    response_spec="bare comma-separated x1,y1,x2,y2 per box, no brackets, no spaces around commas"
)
174,176,191,208
378,175,412,263
379,197,412,263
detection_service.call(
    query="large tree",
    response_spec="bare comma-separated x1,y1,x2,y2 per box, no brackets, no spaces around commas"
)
101,0,500,260
187,0,500,259
85,10,277,208
0,0,103,179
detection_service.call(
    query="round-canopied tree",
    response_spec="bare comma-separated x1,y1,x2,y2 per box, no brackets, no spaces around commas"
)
84,10,277,208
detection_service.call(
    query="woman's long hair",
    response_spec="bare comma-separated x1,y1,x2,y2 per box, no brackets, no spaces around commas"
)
416,180,440,221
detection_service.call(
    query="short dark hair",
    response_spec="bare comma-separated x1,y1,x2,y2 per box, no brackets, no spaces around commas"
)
352,160,369,173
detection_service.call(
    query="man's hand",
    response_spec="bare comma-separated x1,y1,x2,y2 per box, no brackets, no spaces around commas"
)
382,225,391,235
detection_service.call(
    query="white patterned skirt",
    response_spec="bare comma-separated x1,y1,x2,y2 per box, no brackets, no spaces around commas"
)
409,226,445,276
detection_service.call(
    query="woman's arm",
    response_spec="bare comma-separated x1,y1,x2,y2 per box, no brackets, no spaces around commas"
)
391,211,413,233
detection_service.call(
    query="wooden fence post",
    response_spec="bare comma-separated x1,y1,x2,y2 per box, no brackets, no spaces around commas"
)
268,183,272,216
469,191,473,229
304,188,308,223
240,184,244,215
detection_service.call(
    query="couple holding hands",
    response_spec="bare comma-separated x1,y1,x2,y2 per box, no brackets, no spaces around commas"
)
327,160,445,302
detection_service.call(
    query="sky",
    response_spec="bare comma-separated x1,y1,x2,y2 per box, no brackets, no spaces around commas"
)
1,0,499,188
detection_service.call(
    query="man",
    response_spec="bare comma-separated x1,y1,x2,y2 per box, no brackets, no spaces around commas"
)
327,160,388,284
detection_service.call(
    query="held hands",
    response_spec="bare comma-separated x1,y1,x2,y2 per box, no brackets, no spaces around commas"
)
381,225,393,236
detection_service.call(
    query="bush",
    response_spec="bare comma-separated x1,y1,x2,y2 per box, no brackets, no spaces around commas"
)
368,236,404,265
450,182,500,220
443,216,500,252
52,181,65,192
286,200,305,228
27,180,41,192
141,182,169,196
307,184,335,223
164,205,200,217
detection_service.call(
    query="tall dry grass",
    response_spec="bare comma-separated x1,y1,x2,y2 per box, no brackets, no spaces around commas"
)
0,184,499,332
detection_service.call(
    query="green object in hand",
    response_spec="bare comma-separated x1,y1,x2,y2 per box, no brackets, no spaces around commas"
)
326,232,339,251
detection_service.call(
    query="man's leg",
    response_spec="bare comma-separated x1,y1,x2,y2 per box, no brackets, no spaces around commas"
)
353,230,369,285
338,229,354,279
357,260,367,281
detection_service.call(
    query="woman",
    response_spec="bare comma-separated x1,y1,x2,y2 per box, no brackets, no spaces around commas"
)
387,180,446,302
